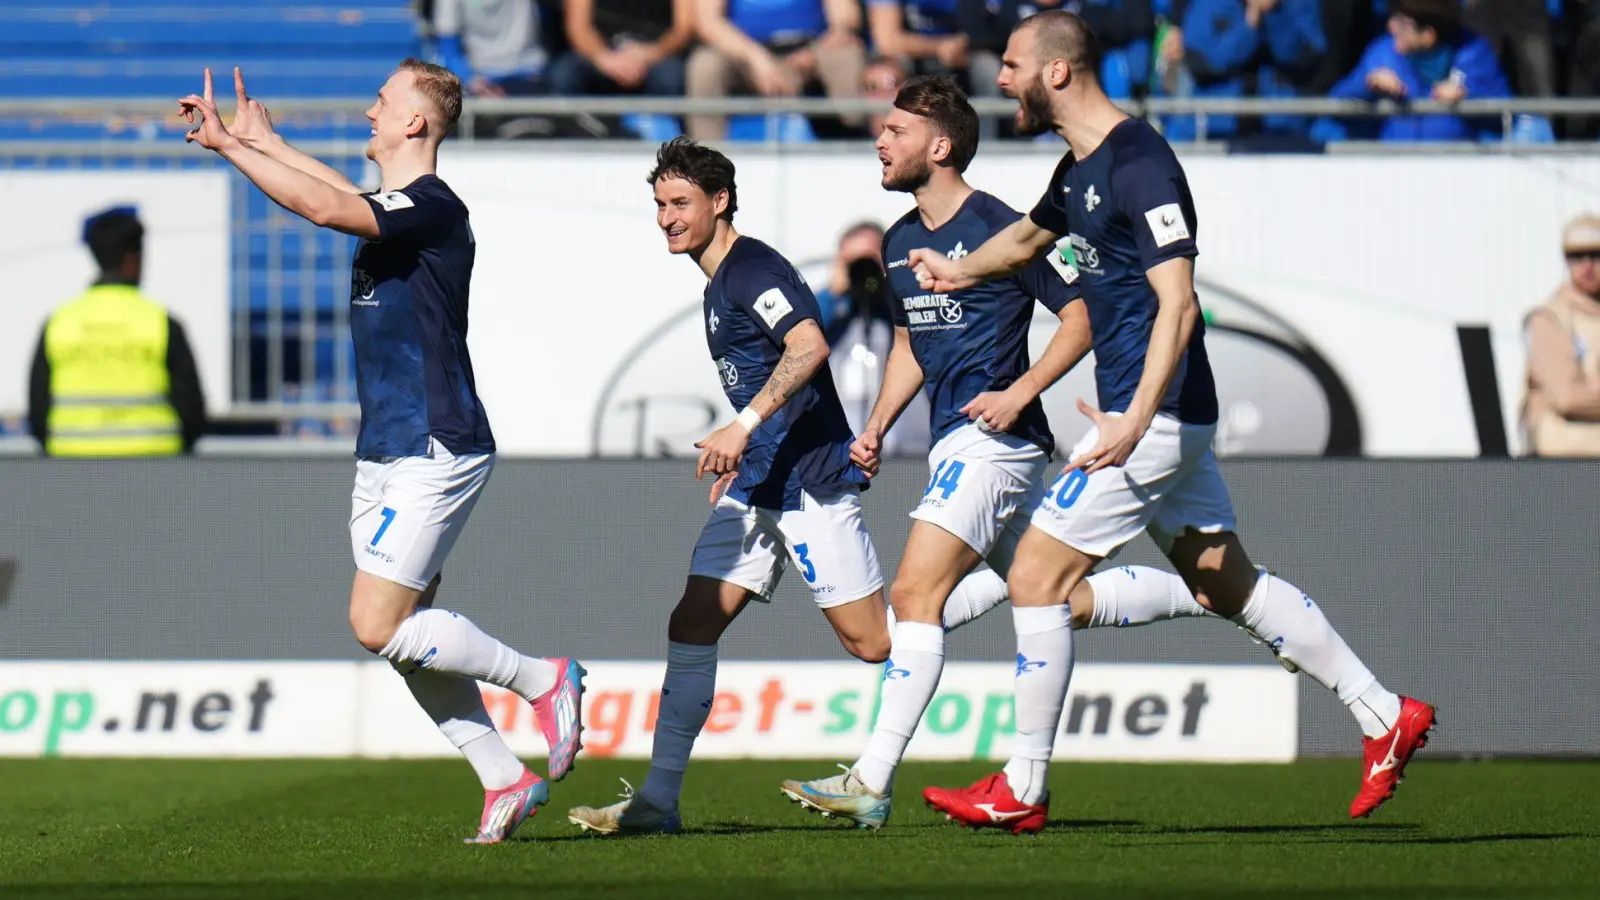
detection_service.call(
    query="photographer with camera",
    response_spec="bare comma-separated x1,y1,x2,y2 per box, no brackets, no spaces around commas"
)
815,220,931,457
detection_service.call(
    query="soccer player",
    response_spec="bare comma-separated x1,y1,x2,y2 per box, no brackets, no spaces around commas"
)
179,63,584,843
777,76,1219,830
564,137,1013,836
911,12,1435,832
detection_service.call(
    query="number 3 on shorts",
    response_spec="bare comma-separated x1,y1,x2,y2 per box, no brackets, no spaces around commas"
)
794,542,818,584
371,507,397,547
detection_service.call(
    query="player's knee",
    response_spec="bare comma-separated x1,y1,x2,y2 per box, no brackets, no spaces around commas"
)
888,576,945,624
844,632,891,664
349,609,398,655
1006,556,1060,608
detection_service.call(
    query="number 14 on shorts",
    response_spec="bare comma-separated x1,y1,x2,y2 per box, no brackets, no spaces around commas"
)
925,460,966,501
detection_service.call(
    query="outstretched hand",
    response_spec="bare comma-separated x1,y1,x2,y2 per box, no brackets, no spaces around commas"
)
178,67,238,151
227,67,278,147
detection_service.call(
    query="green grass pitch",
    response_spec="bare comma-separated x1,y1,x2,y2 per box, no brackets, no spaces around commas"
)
3,758,1597,899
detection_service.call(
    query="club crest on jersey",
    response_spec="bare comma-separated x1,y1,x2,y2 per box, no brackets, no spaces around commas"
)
1085,184,1101,212
351,268,377,306
707,309,719,335
716,356,738,386
947,242,968,260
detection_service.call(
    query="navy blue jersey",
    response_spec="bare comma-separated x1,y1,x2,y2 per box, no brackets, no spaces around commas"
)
1028,119,1219,426
703,237,867,511
884,191,1077,454
349,175,495,458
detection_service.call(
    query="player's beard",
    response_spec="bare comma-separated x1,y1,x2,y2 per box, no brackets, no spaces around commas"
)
1014,77,1055,138
882,157,931,194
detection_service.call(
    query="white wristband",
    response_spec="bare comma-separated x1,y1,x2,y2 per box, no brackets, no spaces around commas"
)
736,407,762,433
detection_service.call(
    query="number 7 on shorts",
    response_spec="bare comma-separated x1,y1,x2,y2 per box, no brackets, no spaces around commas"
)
371,506,397,547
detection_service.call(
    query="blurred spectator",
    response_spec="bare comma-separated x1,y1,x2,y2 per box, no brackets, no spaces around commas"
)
549,0,694,97
815,221,888,337
1463,0,1555,97
974,2,1155,98
1569,2,1600,138
866,1,968,78
1163,0,1326,141
1520,213,1600,457
27,207,205,457
433,0,549,97
864,55,911,136
687,0,867,140
1318,0,1510,142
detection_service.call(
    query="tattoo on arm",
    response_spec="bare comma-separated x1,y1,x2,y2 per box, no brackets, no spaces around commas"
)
760,343,821,408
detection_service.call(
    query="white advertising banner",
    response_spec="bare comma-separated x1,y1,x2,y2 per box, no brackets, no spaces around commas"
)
0,660,1296,763
0,661,355,758
432,148,1600,459
0,172,231,419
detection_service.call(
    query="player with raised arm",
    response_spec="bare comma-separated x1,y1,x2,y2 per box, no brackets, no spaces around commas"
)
778,76,1218,830
911,12,1435,832
564,137,1013,836
180,63,584,844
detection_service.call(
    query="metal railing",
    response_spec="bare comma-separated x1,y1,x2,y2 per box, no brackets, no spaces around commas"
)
2,95,1599,146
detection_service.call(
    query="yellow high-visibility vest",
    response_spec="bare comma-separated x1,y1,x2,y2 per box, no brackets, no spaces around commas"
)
44,284,183,457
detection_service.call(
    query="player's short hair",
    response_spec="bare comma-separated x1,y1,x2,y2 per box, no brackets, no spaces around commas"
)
83,207,143,273
1017,10,1103,82
1391,0,1462,38
397,58,463,137
893,75,979,173
647,136,739,222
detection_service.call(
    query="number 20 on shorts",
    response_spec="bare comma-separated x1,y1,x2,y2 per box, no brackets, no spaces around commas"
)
1050,469,1088,509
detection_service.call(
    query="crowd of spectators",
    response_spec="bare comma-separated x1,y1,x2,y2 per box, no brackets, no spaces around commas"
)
411,1,1600,142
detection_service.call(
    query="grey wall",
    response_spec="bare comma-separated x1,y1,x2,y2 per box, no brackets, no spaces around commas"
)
1,457,1596,757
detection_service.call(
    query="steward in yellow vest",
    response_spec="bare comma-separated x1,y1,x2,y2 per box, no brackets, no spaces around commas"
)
27,206,206,457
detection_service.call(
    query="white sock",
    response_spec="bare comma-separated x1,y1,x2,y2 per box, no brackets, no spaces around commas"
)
396,665,525,791
1231,569,1401,739
853,621,945,794
941,568,1009,632
1085,565,1210,628
379,607,558,702
639,641,717,811
1002,604,1073,806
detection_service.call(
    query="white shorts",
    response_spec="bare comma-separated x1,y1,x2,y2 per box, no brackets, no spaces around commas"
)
688,488,885,609
1029,414,1237,559
350,442,494,591
909,422,1051,577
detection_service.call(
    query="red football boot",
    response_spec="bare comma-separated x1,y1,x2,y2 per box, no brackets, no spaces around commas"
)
922,772,1048,835
1351,696,1437,818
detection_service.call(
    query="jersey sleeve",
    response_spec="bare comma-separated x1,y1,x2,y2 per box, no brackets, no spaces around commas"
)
362,182,458,246
1112,148,1199,270
1016,252,1081,313
729,259,819,345
1028,154,1074,236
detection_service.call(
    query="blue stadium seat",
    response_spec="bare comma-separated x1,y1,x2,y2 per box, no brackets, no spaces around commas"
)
726,113,816,143
621,113,682,142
